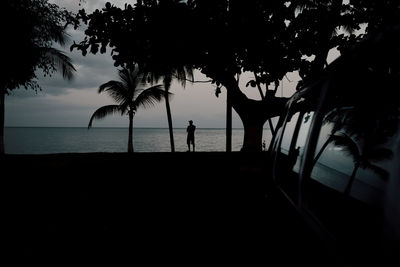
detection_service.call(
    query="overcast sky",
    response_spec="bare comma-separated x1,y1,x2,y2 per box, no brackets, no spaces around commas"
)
5,0,312,128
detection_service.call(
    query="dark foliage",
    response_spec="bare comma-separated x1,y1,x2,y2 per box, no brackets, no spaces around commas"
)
1,0,77,92
71,0,400,150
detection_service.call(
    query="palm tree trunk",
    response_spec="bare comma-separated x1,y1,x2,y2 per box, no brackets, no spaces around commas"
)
0,89,5,154
164,76,175,152
165,96,175,152
226,89,232,152
344,162,360,196
128,111,134,153
312,135,333,168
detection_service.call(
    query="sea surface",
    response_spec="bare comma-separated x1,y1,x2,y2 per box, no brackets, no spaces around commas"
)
4,127,273,154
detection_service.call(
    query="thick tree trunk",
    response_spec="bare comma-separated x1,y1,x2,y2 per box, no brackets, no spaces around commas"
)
128,112,134,153
0,89,4,154
241,121,264,152
226,89,232,152
222,76,288,152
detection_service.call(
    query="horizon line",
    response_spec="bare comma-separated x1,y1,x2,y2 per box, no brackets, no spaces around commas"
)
5,126,272,130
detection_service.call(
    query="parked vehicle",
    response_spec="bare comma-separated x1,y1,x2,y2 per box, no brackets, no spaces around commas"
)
269,25,400,266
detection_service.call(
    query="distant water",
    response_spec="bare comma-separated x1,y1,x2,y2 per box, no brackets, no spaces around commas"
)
5,127,273,154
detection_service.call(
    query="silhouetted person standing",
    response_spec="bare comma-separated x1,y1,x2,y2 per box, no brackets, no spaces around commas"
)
187,120,196,152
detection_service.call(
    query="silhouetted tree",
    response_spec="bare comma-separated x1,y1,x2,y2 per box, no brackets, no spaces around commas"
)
293,0,400,87
88,67,169,153
138,0,194,152
186,0,300,151
73,0,391,151
292,0,364,86
72,0,301,151
0,0,76,154
309,21,400,194
350,0,400,32
74,0,193,152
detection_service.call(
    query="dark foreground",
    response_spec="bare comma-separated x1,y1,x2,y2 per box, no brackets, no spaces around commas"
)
2,152,326,265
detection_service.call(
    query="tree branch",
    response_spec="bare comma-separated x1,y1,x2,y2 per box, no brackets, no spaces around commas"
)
253,72,275,134
172,74,212,83
253,72,265,99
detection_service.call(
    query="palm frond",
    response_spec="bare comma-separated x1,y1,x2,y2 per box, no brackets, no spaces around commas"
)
51,28,69,47
331,133,360,161
134,85,171,109
175,66,194,88
294,0,318,13
119,102,130,116
142,70,163,85
185,66,194,83
98,80,129,104
361,161,389,181
42,47,76,80
88,105,122,129
119,68,141,90
340,23,355,35
117,68,131,90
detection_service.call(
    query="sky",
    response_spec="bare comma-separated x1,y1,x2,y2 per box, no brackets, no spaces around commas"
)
5,0,338,129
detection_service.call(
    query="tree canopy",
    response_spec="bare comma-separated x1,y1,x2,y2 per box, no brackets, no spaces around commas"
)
1,0,77,92
71,0,400,150
73,0,299,88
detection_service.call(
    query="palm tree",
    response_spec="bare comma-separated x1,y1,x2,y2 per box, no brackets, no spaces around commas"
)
88,68,170,153
310,107,391,196
143,67,193,152
328,133,390,196
136,0,194,152
312,107,351,166
0,46,74,154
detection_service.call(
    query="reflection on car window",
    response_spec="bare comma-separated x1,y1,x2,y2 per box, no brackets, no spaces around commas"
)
311,120,354,192
272,27,400,262
303,52,400,242
280,112,299,155
272,110,302,203
310,106,393,207
291,112,313,174
273,103,315,204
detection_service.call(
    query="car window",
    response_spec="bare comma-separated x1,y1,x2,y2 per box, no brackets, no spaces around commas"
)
310,111,387,206
280,112,299,156
303,72,400,243
291,112,313,174
282,27,400,263
272,92,317,204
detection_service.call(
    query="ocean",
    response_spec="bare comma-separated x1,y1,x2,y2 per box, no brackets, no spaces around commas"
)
4,127,273,154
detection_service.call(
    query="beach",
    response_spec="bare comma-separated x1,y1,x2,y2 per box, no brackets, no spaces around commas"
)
2,152,326,265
